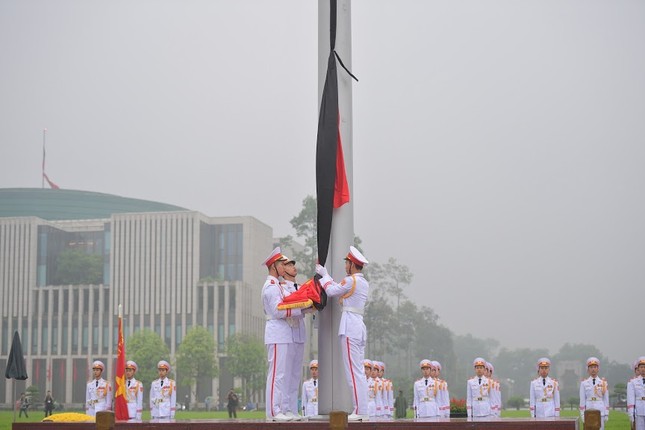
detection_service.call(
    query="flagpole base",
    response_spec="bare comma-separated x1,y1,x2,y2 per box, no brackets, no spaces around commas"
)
96,411,115,430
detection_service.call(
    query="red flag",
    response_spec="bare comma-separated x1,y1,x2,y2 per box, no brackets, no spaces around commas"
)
334,117,350,209
43,173,60,189
114,314,129,420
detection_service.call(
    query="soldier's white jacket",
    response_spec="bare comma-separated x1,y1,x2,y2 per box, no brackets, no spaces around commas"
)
627,376,645,420
301,378,319,417
413,377,440,418
262,276,303,344
579,376,609,420
529,376,560,417
319,273,368,342
150,377,176,419
466,376,492,418
125,377,144,420
435,379,450,418
86,378,112,416
282,280,306,344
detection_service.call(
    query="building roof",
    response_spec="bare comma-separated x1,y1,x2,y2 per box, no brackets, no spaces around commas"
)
0,188,187,220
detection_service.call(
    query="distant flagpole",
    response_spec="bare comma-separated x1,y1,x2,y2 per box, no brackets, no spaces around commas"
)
114,304,130,420
41,129,46,188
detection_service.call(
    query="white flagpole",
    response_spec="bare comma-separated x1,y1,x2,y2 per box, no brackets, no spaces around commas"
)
41,129,46,188
318,0,355,415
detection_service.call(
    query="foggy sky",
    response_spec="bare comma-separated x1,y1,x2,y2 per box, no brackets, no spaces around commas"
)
1,0,643,364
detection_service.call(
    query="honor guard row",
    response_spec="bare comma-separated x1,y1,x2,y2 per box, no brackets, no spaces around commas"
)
413,359,450,419
466,357,501,419
85,359,175,421
364,359,395,419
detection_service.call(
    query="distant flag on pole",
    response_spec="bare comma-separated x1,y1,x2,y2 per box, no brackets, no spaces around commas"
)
43,173,60,190
114,305,129,420
316,0,355,266
41,128,60,189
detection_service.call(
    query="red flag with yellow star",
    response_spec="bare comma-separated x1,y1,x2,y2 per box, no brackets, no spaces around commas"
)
114,309,129,420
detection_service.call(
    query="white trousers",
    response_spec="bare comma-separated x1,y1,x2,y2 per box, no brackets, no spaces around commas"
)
266,343,288,418
286,342,304,415
636,415,645,430
340,335,367,415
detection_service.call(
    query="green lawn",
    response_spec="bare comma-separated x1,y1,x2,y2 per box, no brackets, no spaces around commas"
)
1,408,632,430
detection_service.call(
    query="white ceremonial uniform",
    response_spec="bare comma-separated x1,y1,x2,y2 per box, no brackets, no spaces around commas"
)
579,376,609,428
413,377,440,418
436,379,450,418
150,377,176,419
301,378,319,417
86,378,112,416
374,376,385,417
262,275,304,419
367,376,376,417
491,379,501,417
627,376,645,430
283,279,306,417
320,273,369,416
467,376,492,418
384,378,394,417
125,377,144,420
529,376,560,418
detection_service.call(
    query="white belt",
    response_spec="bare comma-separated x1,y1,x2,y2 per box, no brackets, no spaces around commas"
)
343,306,364,315
265,315,276,321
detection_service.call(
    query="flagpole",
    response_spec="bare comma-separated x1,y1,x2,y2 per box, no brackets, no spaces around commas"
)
41,129,46,189
318,0,355,415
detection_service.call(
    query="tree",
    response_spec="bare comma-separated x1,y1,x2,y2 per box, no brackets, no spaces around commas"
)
367,257,412,314
225,334,266,402
567,397,579,410
53,248,102,285
278,195,317,278
126,329,170,387
176,327,218,393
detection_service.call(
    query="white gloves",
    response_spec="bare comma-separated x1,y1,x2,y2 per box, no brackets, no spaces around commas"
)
315,264,329,278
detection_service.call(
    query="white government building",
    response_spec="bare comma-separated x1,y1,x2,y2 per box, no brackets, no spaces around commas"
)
0,188,293,408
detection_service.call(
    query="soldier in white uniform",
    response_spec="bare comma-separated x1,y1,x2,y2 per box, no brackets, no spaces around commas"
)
627,356,645,430
263,247,308,421
316,246,370,421
529,357,560,418
413,359,440,419
85,360,112,416
301,360,319,417
466,357,492,419
579,357,609,429
150,360,176,420
431,361,450,418
372,362,384,417
486,362,501,417
378,361,393,417
124,360,143,421
281,255,306,420
365,360,376,418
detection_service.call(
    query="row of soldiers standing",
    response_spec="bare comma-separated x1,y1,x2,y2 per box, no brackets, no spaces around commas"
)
85,359,176,421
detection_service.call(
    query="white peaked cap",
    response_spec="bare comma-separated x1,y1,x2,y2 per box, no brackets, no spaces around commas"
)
346,246,368,266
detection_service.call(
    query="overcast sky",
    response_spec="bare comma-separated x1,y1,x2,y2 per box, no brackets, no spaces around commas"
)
1,0,643,365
